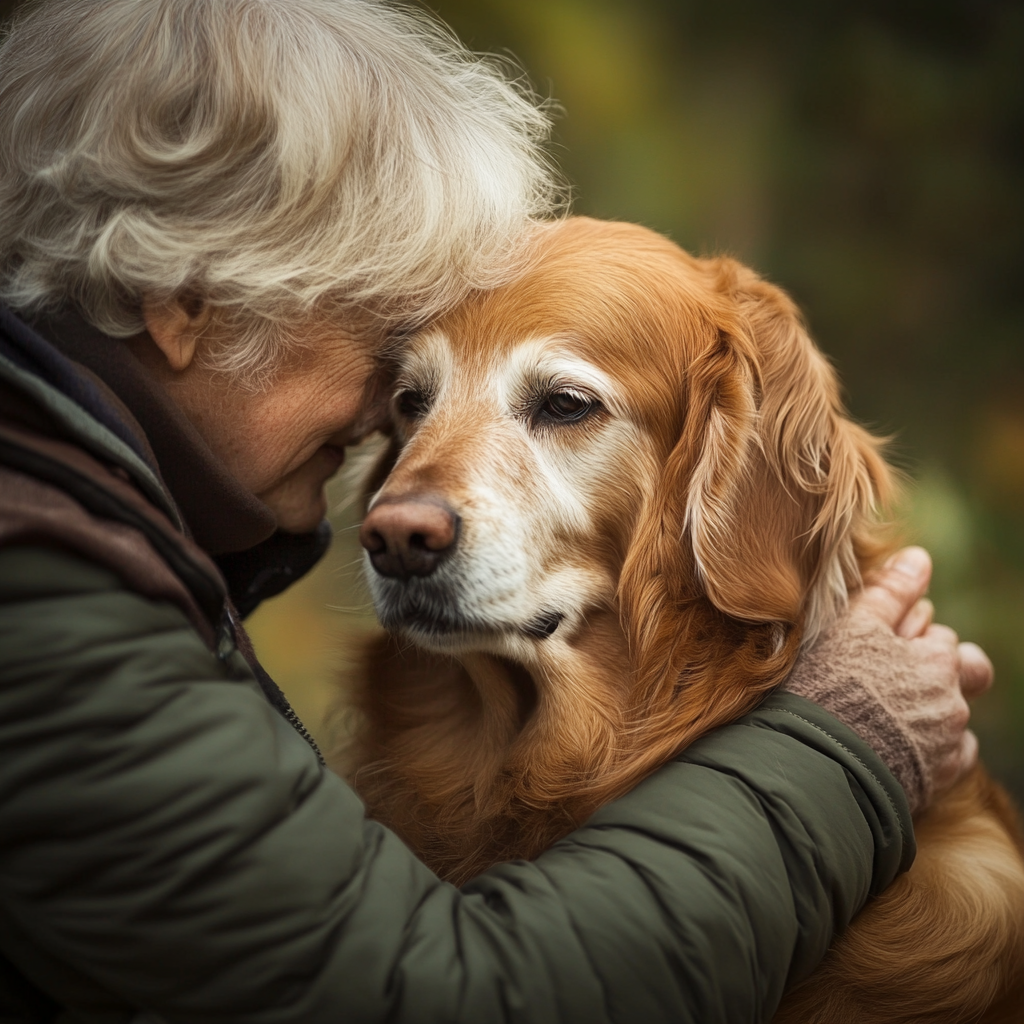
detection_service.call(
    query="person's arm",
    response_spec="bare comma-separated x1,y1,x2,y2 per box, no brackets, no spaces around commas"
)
0,545,913,1024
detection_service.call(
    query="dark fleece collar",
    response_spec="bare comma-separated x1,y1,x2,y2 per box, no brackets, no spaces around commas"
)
1,306,330,615
25,307,276,555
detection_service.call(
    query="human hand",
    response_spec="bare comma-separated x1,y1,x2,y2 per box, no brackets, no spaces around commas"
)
786,546,993,815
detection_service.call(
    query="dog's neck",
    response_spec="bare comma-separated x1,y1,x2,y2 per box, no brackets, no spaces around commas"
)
350,594,800,882
349,605,634,882
459,606,634,794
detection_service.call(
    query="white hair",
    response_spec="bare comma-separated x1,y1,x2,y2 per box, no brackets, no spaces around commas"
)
0,0,564,379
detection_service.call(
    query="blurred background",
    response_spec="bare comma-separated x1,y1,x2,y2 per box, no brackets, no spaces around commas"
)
247,0,1024,796
5,0,1021,793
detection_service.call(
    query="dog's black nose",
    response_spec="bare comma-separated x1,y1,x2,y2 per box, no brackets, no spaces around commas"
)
360,498,460,580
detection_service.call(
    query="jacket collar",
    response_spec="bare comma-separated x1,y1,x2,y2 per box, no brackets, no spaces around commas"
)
24,307,277,555
0,306,153,466
0,307,330,615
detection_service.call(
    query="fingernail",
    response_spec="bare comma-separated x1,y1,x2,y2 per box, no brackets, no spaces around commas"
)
888,546,930,579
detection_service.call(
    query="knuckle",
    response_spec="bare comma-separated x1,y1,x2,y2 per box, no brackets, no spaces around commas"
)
951,699,971,730
927,623,959,647
933,760,957,791
959,642,995,684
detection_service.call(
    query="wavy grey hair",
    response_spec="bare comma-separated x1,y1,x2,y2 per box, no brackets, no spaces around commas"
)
0,0,563,378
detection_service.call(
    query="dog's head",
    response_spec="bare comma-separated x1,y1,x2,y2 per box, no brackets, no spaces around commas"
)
360,218,892,705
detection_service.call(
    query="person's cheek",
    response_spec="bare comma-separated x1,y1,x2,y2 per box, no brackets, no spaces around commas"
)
257,452,338,531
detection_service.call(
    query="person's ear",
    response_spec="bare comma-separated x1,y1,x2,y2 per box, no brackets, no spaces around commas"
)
141,293,213,372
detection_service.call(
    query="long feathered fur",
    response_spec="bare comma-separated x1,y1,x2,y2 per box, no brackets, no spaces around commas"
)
337,218,1024,1020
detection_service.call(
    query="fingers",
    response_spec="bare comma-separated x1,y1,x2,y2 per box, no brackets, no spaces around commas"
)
959,642,994,699
945,729,980,791
960,728,980,774
920,636,991,800
924,622,959,648
856,547,933,630
897,598,934,639
915,627,992,700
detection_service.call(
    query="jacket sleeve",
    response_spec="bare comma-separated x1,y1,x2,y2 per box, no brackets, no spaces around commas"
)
0,545,913,1024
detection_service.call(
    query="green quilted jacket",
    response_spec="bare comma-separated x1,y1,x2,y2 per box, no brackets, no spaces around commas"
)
0,308,914,1024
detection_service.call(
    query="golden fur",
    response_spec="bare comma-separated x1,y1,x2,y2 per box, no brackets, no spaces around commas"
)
339,217,1024,1021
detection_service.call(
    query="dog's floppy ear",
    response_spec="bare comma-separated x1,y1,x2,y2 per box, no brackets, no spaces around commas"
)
681,260,893,641
613,258,891,773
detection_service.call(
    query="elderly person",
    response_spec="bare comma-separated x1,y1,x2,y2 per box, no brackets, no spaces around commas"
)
0,1,989,1022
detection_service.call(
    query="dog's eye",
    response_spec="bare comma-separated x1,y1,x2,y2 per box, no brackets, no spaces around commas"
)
536,391,597,425
396,389,430,418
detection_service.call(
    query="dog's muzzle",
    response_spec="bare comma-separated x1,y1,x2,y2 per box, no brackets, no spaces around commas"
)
360,496,461,581
361,496,564,642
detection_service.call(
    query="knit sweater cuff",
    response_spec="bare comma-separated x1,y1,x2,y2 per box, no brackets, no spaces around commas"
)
784,673,927,814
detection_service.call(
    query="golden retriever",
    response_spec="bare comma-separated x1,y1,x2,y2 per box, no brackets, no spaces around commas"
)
341,217,1024,1022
